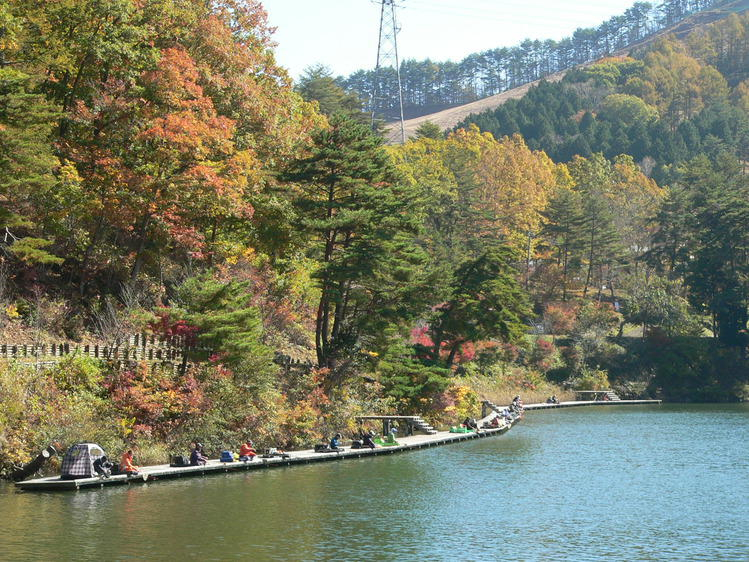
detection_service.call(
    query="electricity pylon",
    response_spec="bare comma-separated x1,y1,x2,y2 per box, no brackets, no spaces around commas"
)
371,0,406,143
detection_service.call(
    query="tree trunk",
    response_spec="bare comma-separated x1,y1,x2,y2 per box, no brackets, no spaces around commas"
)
583,228,595,298
445,340,463,367
78,215,105,296
130,214,152,281
561,244,569,301
315,285,329,367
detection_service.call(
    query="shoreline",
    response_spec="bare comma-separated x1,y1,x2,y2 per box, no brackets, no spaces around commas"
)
14,399,662,492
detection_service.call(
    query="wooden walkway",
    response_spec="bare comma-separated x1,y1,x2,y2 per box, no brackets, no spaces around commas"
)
16,421,518,492
523,399,661,411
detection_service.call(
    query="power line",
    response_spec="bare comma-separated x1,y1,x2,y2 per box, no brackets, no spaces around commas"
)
366,0,641,28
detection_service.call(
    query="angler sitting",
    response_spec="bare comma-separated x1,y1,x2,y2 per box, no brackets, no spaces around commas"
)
329,433,344,452
190,443,208,466
462,417,479,431
239,440,257,462
361,430,376,449
120,450,139,475
93,455,113,478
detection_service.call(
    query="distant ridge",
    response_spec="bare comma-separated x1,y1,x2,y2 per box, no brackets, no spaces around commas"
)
386,0,749,143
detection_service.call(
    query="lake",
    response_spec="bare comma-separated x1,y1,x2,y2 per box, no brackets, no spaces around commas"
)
2,404,748,560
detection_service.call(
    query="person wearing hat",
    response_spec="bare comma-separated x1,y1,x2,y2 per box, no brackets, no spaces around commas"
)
190,443,208,466
238,439,257,462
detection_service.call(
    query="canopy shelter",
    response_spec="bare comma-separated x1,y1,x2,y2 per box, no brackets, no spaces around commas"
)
355,415,424,437
61,443,106,480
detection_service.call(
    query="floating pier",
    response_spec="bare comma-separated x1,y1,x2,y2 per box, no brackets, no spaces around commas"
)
15,420,518,492
481,395,661,418
523,399,661,411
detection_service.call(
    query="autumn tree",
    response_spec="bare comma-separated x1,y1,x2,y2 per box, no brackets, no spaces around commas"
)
472,133,558,246
6,0,321,294
634,37,729,126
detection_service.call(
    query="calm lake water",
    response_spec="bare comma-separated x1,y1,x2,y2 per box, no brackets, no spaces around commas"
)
2,404,748,561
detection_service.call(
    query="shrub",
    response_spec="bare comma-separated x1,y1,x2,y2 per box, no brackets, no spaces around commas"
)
571,367,611,390
543,303,578,334
376,346,451,414
528,336,560,372
432,384,480,425
47,355,105,395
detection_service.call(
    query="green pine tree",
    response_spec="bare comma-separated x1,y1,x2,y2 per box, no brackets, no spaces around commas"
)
282,115,427,381
542,188,586,301
175,274,274,383
296,65,366,121
428,247,530,367
0,67,62,264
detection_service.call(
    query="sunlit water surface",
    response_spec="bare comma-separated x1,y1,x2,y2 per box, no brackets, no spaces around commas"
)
2,404,748,560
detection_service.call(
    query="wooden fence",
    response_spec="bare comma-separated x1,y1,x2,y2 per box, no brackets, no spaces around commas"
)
0,334,196,364
0,335,314,373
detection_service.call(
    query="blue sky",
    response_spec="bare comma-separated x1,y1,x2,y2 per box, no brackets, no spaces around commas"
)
261,0,642,79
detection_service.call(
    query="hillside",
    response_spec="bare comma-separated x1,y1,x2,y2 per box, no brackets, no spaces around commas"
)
386,69,569,143
3,0,749,477
386,0,748,141
455,10,749,181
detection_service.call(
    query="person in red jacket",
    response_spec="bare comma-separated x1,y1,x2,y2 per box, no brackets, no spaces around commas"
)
120,450,139,475
238,439,257,462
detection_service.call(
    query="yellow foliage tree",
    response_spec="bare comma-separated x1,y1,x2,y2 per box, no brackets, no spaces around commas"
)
472,133,558,243
390,126,561,253
634,37,728,126
732,79,749,114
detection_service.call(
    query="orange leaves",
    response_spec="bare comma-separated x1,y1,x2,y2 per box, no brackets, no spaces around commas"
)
46,0,322,285
140,111,235,158
143,47,204,108
139,46,236,159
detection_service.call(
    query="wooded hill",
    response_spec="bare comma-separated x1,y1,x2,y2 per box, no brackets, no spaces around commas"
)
459,12,749,181
343,0,747,123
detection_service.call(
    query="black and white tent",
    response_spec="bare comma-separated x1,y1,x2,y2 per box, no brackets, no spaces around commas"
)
61,443,106,480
